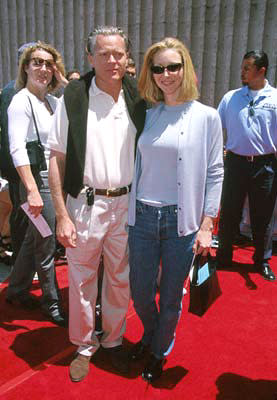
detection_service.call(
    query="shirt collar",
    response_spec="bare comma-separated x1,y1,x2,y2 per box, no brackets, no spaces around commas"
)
89,76,123,99
242,79,271,99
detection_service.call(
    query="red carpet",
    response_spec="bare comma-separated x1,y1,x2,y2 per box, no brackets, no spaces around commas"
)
0,247,277,400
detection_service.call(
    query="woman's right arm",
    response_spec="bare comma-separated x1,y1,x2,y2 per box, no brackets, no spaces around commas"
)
15,165,43,217
8,94,43,217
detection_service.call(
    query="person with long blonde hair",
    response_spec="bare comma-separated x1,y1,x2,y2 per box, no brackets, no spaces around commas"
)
128,37,224,382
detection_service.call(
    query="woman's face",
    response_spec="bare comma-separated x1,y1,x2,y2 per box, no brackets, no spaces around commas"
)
152,49,184,101
24,49,54,90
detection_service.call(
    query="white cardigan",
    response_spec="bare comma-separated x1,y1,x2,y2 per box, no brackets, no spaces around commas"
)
128,100,224,236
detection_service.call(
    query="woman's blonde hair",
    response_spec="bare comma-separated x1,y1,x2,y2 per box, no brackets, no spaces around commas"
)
16,41,65,93
138,37,199,104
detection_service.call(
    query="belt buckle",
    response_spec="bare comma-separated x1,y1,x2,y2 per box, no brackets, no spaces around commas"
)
246,155,254,162
106,188,116,197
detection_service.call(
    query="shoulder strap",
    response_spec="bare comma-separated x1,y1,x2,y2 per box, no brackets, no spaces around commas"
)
27,96,43,146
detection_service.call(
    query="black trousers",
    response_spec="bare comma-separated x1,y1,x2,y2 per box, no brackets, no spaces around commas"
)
8,179,29,262
217,151,277,264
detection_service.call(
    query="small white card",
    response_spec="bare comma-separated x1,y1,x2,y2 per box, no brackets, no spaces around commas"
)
21,202,53,238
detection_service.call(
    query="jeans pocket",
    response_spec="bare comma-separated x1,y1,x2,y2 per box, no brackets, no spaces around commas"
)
136,202,144,215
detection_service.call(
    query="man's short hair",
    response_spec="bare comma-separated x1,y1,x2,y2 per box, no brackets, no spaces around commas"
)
86,26,130,54
243,50,269,76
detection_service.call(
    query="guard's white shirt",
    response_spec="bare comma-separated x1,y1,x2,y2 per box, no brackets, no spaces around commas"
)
48,77,137,188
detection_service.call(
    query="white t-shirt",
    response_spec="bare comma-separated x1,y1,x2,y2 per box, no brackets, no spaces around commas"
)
48,77,137,189
8,87,58,172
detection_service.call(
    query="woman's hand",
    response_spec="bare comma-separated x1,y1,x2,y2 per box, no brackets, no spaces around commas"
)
27,188,43,218
56,216,77,248
192,216,214,256
53,65,68,88
193,229,212,256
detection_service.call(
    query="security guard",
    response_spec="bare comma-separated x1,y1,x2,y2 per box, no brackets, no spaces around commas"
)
217,50,277,282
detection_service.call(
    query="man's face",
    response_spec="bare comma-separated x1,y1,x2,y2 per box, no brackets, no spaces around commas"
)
241,57,264,87
126,65,136,77
88,34,127,86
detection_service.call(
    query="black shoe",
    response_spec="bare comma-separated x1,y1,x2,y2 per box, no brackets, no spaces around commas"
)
142,354,165,382
129,341,150,361
257,263,276,282
6,294,40,310
42,307,68,327
106,345,129,373
48,312,68,327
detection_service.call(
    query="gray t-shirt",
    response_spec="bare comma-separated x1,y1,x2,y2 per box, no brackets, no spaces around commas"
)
137,103,185,207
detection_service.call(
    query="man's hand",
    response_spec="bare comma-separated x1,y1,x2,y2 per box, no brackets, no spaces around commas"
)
56,216,77,248
49,150,75,246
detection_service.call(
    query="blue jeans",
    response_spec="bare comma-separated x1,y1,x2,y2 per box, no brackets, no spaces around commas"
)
129,200,196,359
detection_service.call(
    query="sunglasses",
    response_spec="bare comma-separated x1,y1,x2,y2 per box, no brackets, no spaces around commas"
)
30,57,54,69
151,63,183,74
249,100,255,116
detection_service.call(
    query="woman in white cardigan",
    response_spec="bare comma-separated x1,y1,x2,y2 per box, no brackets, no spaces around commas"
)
128,37,224,382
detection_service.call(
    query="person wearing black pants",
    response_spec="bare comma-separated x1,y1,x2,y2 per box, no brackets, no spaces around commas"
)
216,50,277,281
218,151,277,274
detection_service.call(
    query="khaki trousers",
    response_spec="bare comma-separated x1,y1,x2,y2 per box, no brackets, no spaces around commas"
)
0,189,12,237
66,193,130,356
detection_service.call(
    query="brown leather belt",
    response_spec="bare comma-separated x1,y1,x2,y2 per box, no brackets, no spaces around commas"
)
94,185,131,197
229,151,277,163
82,184,131,197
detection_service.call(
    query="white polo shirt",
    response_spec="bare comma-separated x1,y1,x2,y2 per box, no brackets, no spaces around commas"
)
48,77,137,188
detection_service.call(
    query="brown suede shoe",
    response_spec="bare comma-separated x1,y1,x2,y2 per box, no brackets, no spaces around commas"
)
69,353,91,382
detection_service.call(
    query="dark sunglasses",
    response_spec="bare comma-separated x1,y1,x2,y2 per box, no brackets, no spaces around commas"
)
249,100,255,116
151,63,183,74
30,57,54,69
